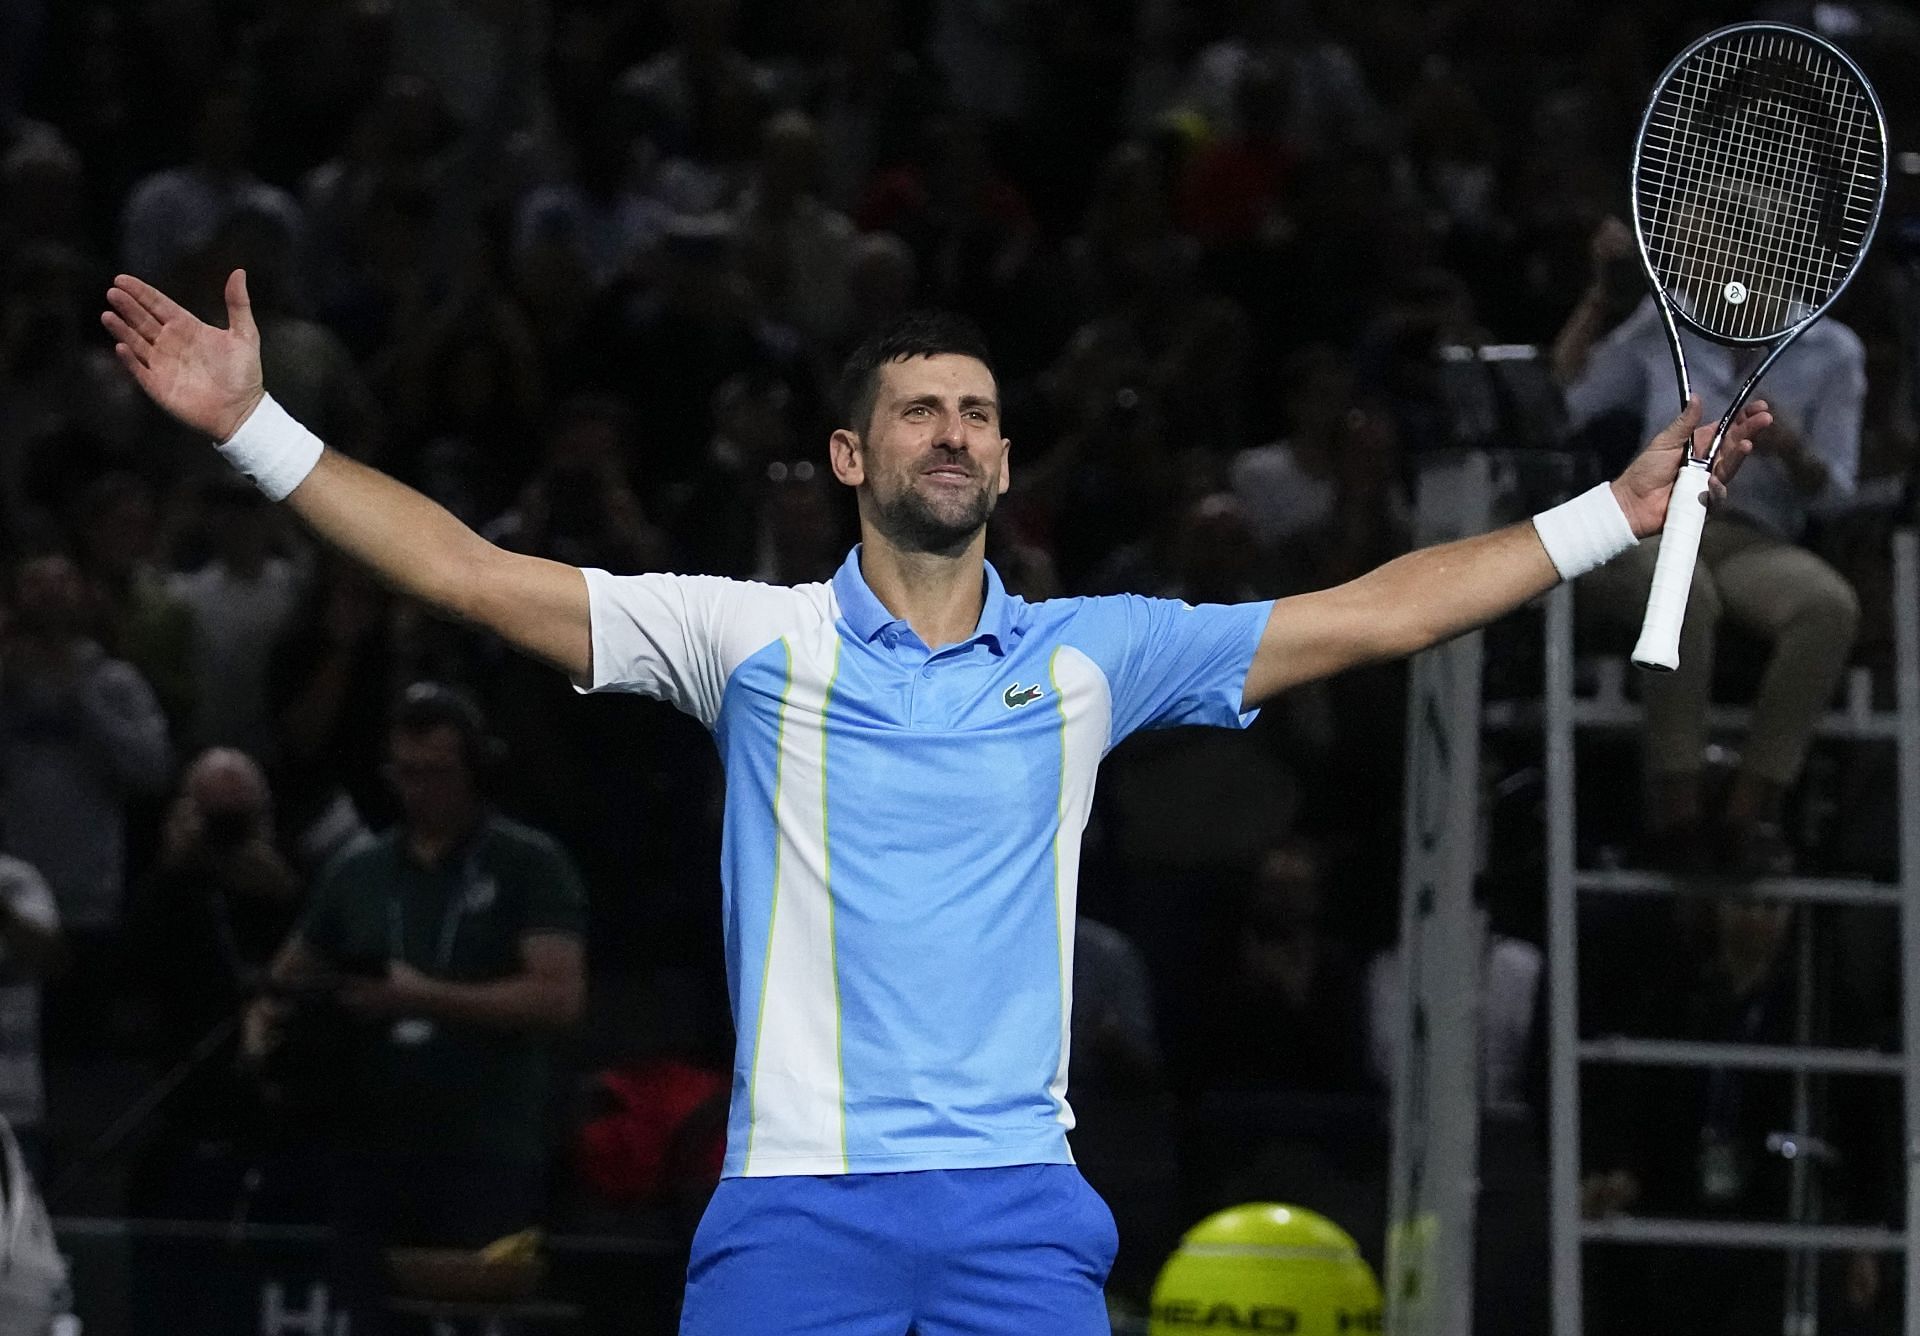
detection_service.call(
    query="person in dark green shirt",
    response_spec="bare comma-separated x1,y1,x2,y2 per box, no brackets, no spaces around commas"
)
249,682,586,1333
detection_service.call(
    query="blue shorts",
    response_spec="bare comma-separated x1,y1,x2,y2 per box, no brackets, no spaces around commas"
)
679,1164,1118,1336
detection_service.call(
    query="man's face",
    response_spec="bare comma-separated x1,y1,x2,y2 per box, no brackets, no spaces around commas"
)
387,725,478,831
830,354,1009,555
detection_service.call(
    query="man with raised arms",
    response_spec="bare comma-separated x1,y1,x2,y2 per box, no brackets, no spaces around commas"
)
102,269,1764,1335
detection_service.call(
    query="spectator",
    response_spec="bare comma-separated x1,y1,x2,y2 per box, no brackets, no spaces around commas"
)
483,394,667,575
127,747,300,1217
1174,56,1299,251
1181,838,1386,1272
856,115,1038,319
0,551,170,1057
805,0,927,212
1,243,148,519
1582,897,1885,1336
249,683,586,1334
0,854,63,1175
842,230,919,349
117,77,305,292
1174,0,1387,161
169,476,304,763
513,91,673,294
1187,840,1372,1096
926,0,1038,133
268,555,398,868
1068,915,1177,1308
734,110,857,347
617,0,778,167
69,471,195,734
1559,217,1866,875
194,206,382,463
0,127,87,261
1229,345,1409,590
302,75,458,318
565,212,818,490
386,0,554,220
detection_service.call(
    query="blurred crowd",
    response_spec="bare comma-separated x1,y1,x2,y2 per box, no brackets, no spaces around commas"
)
4,0,1920,1330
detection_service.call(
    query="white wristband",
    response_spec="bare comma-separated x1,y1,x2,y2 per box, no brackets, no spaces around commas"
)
215,393,324,501
1532,482,1638,581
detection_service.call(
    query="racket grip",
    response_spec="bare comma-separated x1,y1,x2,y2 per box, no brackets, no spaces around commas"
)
1630,461,1711,671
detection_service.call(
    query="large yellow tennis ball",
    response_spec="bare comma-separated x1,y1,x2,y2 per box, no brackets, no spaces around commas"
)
1148,1203,1383,1334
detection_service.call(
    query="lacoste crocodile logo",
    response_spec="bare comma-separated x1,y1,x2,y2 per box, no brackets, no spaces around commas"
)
1003,683,1045,709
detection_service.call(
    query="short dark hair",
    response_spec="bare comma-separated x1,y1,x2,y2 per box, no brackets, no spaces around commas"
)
391,680,494,774
836,310,995,437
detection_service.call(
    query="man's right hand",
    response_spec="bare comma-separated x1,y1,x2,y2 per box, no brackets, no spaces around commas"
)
102,269,266,442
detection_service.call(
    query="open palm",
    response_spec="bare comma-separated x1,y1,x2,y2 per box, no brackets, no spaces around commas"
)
101,270,265,442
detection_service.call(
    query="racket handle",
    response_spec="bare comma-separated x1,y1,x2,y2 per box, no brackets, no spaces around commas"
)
1631,460,1711,671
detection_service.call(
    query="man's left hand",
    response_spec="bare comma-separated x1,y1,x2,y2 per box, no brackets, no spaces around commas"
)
338,960,434,1020
1610,395,1772,539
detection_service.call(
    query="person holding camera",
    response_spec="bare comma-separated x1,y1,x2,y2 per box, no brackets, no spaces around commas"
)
247,682,586,1333
126,746,300,1216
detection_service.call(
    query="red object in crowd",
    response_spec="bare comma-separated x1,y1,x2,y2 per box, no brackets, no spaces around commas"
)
577,1059,729,1204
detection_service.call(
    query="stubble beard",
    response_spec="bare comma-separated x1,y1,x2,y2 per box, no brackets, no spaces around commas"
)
868,472,997,557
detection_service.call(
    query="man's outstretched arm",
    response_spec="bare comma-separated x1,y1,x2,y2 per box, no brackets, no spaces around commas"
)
1241,396,1771,707
102,270,591,679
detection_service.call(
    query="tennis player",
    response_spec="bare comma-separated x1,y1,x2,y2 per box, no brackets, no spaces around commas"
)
103,270,1767,1334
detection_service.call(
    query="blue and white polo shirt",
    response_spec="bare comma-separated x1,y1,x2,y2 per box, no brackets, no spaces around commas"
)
577,547,1272,1178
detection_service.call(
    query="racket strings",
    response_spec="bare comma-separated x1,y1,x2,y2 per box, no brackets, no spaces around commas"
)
1636,29,1881,341
1662,52,1854,330
1657,42,1859,325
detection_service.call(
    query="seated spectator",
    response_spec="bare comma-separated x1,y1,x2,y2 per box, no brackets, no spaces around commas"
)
1558,217,1865,875
1,243,148,502
248,683,586,1334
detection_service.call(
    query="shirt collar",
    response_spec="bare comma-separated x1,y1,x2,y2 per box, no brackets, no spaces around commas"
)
831,545,1015,656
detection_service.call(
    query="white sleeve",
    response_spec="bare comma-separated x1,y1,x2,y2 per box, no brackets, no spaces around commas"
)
573,569,832,727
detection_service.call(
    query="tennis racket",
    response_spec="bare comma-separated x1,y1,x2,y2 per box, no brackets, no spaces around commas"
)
1629,22,1886,670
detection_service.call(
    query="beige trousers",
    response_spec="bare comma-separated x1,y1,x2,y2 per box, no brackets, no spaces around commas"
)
1581,517,1860,784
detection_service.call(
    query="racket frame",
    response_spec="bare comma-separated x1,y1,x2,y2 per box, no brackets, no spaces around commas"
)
1625,21,1886,671
1629,21,1889,468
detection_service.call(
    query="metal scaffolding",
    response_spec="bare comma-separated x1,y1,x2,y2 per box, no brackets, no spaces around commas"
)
1540,530,1920,1336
